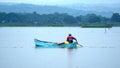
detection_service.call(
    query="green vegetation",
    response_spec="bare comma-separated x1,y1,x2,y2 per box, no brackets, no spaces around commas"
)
0,12,120,27
81,26,112,28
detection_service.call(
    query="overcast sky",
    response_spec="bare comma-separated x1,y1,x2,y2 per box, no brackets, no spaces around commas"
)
0,0,120,5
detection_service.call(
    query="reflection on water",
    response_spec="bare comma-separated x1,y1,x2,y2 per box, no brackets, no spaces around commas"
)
1,47,120,68
67,49,76,68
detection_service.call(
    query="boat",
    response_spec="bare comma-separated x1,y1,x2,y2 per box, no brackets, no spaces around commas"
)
34,39,77,48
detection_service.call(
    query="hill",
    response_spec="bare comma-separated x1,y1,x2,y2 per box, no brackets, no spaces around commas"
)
0,3,120,17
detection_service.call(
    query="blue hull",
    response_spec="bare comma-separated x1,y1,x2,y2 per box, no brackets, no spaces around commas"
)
34,39,77,48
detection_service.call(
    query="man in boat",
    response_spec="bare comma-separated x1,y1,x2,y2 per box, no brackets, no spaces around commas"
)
58,34,78,45
66,34,78,44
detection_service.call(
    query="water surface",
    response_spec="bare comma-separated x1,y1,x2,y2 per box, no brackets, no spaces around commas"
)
0,27,120,68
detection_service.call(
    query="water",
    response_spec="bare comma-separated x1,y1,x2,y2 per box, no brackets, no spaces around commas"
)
0,27,120,68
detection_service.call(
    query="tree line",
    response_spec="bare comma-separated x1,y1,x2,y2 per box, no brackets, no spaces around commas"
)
0,12,120,26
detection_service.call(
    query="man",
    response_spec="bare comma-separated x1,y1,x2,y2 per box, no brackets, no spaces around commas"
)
58,34,78,45
66,34,78,44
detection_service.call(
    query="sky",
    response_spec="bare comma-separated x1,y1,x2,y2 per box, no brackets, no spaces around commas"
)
0,0,120,5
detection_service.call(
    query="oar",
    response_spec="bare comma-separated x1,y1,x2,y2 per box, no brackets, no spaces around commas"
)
77,43,83,48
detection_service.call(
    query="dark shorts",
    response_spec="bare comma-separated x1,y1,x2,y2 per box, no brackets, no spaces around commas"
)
68,39,73,43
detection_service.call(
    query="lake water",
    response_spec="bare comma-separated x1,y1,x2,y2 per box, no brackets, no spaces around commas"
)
0,27,120,68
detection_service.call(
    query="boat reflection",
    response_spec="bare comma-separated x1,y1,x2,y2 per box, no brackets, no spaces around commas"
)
66,48,77,68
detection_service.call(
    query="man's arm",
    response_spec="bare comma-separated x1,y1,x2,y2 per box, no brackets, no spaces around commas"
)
73,37,78,44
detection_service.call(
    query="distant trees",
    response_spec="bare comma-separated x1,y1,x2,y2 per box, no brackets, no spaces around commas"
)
111,13,120,22
0,12,120,26
76,14,110,26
